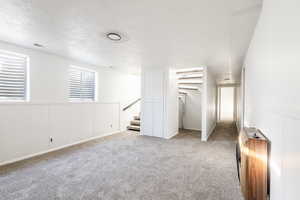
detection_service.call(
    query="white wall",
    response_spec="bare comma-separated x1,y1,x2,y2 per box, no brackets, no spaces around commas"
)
202,67,217,141
235,84,242,132
0,41,140,165
236,70,245,133
98,70,141,130
242,0,300,199
165,69,179,138
178,96,184,129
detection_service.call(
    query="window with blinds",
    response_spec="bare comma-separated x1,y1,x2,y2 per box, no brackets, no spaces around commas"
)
69,66,96,101
0,50,28,101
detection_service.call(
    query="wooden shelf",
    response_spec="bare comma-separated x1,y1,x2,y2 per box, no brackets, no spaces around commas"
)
238,128,270,200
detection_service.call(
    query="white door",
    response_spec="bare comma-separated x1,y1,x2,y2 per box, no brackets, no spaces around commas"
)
219,87,235,122
141,68,165,137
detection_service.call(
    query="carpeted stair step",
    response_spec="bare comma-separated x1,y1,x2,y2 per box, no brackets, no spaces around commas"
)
127,125,140,131
134,116,140,120
130,120,140,126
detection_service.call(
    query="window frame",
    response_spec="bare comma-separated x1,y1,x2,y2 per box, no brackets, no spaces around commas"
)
68,65,98,103
0,49,30,103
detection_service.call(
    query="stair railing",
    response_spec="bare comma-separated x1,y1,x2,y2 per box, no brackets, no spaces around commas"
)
122,98,141,111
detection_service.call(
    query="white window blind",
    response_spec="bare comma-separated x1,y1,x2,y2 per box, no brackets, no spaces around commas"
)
69,66,96,101
0,50,28,101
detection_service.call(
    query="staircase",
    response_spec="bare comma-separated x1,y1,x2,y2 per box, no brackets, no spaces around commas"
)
127,115,141,132
123,98,141,132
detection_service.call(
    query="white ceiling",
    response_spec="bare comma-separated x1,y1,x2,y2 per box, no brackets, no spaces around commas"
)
0,0,262,82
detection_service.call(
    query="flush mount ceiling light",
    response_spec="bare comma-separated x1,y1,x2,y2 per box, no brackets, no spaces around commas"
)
106,32,122,41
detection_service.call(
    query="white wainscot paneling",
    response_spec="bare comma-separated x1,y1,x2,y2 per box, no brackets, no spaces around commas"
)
49,104,77,148
48,104,95,148
0,103,121,165
0,105,49,163
94,103,120,136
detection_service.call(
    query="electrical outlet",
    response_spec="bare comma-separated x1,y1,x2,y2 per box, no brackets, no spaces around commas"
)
50,137,53,143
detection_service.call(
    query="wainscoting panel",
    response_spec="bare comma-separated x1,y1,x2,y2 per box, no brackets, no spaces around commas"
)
0,104,49,164
0,103,121,165
94,103,120,136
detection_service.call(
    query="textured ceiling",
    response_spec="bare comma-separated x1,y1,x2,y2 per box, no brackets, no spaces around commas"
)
0,0,262,82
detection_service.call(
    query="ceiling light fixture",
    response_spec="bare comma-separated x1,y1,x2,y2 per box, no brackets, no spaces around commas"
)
106,33,122,41
34,43,44,48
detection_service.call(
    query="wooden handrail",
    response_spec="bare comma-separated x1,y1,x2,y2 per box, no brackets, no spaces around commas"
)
122,98,141,111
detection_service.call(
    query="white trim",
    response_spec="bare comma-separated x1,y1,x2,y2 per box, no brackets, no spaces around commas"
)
68,99,98,104
94,70,99,102
241,67,246,129
0,101,120,106
202,121,216,141
164,131,178,139
236,121,241,133
0,130,121,167
201,67,207,141
182,128,202,131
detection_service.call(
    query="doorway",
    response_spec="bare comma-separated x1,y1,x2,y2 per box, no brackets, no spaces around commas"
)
218,87,235,122
176,68,203,138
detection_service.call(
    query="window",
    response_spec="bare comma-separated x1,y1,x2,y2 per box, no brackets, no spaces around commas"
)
0,50,28,101
69,66,96,101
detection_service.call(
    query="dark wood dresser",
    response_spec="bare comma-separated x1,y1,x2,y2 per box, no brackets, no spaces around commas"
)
237,128,270,200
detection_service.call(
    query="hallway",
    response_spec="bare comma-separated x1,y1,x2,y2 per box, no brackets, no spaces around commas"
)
0,124,242,200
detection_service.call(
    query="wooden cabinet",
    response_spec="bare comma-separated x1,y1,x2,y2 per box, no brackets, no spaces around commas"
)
237,128,270,200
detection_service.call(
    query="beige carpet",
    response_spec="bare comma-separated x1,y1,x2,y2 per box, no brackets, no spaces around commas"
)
0,123,243,200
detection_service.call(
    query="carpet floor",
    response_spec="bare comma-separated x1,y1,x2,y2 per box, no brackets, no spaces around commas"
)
0,123,243,200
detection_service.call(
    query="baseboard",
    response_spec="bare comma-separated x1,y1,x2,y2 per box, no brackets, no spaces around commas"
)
182,128,201,131
0,130,121,167
165,131,179,139
202,122,216,141
236,121,240,133
208,122,217,139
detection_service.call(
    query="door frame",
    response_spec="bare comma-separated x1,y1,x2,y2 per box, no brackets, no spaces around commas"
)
240,67,246,129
